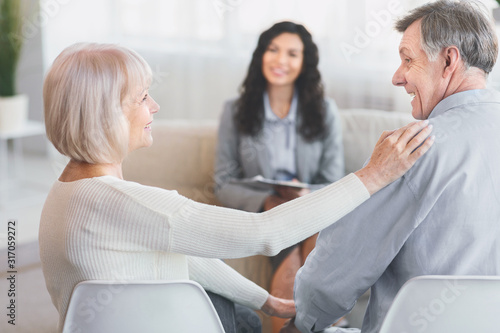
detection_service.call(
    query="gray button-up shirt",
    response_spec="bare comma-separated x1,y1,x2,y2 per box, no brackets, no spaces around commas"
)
294,89,500,333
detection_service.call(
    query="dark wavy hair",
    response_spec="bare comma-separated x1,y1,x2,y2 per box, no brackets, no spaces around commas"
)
235,21,327,141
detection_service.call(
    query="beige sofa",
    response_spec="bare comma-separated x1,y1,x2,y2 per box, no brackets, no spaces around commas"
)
122,109,413,330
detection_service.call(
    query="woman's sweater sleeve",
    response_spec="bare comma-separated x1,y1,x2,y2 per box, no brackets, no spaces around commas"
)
104,172,368,260
187,256,269,309
169,173,369,259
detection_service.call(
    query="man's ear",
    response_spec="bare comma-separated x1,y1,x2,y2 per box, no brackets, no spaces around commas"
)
443,46,460,78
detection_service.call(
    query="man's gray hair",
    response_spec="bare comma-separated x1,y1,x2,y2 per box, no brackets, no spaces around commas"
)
395,0,498,74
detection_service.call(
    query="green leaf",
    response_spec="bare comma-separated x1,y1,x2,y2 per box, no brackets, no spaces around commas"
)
0,0,24,96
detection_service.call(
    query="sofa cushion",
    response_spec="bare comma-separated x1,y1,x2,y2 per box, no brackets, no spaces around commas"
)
123,110,414,203
124,120,220,205
122,110,415,332
340,109,414,174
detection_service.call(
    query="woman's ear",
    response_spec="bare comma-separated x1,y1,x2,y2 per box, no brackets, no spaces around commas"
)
443,46,460,78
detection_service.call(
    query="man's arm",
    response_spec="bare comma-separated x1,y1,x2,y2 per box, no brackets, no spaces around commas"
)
293,176,421,332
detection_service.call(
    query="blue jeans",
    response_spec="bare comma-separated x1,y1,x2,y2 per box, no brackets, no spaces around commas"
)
207,291,262,333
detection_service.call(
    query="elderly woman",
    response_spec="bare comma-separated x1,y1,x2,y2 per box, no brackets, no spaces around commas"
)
39,43,433,333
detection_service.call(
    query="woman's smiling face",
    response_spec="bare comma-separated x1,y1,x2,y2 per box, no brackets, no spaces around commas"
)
124,87,160,152
262,32,304,89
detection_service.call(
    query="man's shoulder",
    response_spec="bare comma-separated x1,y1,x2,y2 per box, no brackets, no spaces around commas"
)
429,91,500,139
433,89,500,115
403,91,500,194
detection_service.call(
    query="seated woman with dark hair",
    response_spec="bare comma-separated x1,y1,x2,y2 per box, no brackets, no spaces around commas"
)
39,43,433,333
215,21,345,331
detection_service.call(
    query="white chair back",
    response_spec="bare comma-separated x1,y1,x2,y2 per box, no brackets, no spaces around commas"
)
62,280,226,333
379,275,500,333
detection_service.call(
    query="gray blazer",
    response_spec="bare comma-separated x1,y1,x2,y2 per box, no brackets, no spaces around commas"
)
214,97,344,212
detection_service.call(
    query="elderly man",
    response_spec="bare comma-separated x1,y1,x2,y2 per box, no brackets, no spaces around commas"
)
283,1,500,332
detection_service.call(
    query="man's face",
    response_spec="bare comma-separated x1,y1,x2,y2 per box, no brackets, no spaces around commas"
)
392,20,447,120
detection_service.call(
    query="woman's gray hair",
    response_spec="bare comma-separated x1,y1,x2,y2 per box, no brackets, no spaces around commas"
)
43,43,152,164
395,0,498,74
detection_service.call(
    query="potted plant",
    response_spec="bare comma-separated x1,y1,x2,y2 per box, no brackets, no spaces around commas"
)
0,0,28,133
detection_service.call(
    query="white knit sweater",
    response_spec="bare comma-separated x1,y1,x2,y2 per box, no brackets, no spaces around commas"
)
38,173,369,332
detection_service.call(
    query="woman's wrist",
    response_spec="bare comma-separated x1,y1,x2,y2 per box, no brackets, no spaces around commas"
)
354,166,384,196
261,294,296,318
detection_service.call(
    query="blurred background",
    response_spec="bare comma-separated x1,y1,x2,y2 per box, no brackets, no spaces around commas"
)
21,0,499,125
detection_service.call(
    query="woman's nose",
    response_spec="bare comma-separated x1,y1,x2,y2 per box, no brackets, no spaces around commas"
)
149,97,160,114
277,51,287,65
